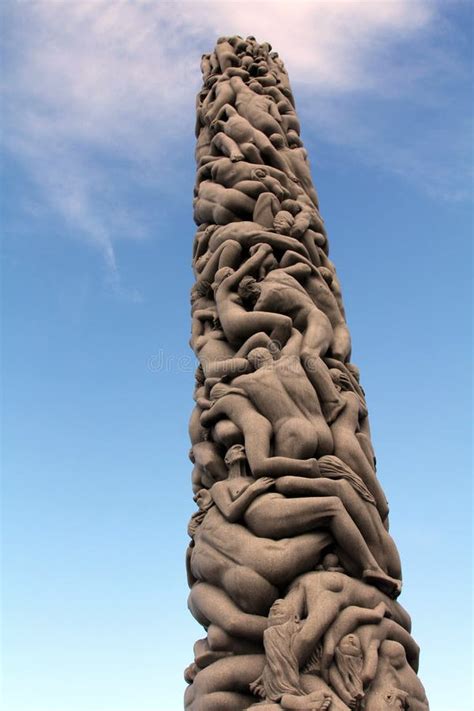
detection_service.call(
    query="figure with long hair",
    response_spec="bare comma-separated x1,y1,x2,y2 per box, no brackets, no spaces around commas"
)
329,368,389,523
250,599,332,710
211,445,401,598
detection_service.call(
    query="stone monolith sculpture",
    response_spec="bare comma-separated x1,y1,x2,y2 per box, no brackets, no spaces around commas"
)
185,36,429,711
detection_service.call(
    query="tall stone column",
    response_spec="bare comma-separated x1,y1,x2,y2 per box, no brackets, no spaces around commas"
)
185,36,429,711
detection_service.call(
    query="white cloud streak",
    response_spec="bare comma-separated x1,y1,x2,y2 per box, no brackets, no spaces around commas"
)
2,0,469,283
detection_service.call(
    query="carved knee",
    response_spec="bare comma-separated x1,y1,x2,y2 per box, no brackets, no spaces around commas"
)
208,624,230,650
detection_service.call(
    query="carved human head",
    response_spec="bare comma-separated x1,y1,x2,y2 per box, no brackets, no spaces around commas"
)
338,634,362,657
194,253,210,272
193,488,213,511
280,199,300,215
212,267,234,291
322,551,341,570
228,35,242,46
319,266,334,286
238,275,261,304
248,79,264,94
247,347,273,370
287,130,303,148
268,599,294,626
269,132,285,149
224,443,247,467
203,224,218,239
273,210,295,234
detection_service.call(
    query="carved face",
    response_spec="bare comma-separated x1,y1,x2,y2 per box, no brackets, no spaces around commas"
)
193,488,213,511
338,633,362,656
224,443,246,467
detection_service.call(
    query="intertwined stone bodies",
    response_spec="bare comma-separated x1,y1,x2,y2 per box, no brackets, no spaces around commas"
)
185,35,429,711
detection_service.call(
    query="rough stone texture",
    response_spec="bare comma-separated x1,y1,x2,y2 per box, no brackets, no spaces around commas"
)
185,36,429,711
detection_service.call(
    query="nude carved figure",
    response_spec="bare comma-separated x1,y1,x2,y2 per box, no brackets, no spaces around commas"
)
186,36,428,711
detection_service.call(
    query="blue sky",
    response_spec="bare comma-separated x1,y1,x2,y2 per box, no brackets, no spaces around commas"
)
1,2,472,710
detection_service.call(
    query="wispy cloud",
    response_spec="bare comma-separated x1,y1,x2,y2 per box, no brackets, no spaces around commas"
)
2,1,470,284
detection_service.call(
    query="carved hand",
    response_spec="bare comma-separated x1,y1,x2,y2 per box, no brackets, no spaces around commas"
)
249,476,275,493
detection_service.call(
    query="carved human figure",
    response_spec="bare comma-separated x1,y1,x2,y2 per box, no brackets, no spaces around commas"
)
194,180,260,224
328,633,364,709
184,654,265,711
231,348,333,458
279,250,351,361
204,219,309,258
212,244,294,349
250,600,331,711
195,122,213,164
191,307,236,370
205,76,286,139
209,104,296,178
282,571,407,668
237,262,345,421
191,292,275,380
199,53,213,83
328,368,389,522
189,581,267,650
275,455,401,579
210,444,400,596
250,599,332,710
188,367,209,446
214,36,241,72
200,384,319,478
198,66,248,118
319,262,345,318
364,640,429,711
280,196,325,238
354,618,421,684
259,84,301,136
186,37,427,710
189,491,330,614
269,133,320,208
194,238,242,289
273,206,328,269
196,158,289,203
189,441,227,492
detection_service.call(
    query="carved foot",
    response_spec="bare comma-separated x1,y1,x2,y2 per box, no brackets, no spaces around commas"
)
362,569,402,599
